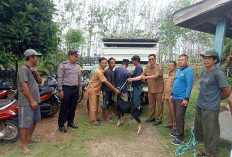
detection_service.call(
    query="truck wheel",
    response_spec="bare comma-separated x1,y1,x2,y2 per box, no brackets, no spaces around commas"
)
82,71,90,78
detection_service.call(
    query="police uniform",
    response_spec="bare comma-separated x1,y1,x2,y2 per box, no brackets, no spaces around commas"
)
143,63,164,122
57,61,82,127
163,70,176,129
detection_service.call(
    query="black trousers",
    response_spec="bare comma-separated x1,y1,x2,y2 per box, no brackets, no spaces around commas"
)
58,85,79,126
173,99,187,141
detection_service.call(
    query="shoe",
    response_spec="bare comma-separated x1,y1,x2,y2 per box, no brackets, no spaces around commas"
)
169,132,177,137
153,121,162,126
97,118,102,121
59,126,67,133
163,124,172,128
93,121,101,126
171,139,183,146
67,122,78,129
145,118,156,123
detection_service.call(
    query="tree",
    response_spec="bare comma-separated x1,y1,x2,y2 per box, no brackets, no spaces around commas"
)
0,0,60,57
65,29,84,50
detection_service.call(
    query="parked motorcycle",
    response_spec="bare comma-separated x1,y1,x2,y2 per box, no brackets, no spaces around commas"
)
44,74,86,103
39,86,60,117
0,77,60,118
78,77,88,103
0,99,19,142
0,77,14,99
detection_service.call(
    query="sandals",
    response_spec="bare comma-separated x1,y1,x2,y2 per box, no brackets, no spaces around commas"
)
193,151,211,156
20,149,33,155
107,120,114,124
28,138,40,144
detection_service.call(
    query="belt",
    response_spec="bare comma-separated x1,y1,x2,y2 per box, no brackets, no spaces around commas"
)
63,85,79,89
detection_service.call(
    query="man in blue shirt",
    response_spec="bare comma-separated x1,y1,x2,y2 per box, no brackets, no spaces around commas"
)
193,50,230,157
131,55,143,106
169,54,194,145
115,59,132,101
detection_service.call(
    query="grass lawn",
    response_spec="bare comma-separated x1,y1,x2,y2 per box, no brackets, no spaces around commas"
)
0,90,231,157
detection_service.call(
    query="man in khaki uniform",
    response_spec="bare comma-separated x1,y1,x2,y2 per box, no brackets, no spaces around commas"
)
128,54,164,126
87,57,120,126
162,61,177,131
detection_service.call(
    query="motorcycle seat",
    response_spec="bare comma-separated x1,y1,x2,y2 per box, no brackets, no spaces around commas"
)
0,99,16,110
39,87,55,96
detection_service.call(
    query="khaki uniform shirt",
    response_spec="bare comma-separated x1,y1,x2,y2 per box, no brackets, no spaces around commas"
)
86,67,107,95
57,61,82,91
163,71,176,99
142,63,164,93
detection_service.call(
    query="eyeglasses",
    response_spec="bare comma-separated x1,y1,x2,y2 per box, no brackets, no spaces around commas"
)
149,58,155,61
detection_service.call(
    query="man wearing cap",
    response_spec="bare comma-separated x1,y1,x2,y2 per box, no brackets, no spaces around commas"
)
128,54,164,125
114,59,132,101
57,49,82,133
17,49,42,154
193,50,230,157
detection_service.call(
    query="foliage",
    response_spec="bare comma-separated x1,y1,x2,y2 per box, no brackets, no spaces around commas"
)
36,50,66,76
222,39,232,60
227,77,232,89
0,50,15,69
36,50,84,76
0,0,61,57
65,29,84,50
157,0,214,62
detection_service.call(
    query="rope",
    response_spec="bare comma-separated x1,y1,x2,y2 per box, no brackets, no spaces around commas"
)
119,80,128,91
174,127,197,156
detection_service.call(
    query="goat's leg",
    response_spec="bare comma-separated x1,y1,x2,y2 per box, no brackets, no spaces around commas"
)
121,113,124,124
117,111,121,127
137,123,141,134
132,112,142,134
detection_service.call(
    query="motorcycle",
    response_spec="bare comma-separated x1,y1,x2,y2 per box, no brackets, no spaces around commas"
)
39,86,60,117
78,77,88,103
0,99,19,142
0,77,14,99
44,74,86,103
1,77,60,118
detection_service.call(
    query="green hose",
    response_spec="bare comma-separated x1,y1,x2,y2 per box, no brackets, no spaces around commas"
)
174,127,198,156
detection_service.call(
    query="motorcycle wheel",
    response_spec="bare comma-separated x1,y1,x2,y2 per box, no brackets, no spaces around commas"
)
77,91,84,103
45,100,59,117
2,119,20,142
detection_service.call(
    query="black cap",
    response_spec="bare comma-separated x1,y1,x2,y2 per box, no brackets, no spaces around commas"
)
68,49,79,57
122,59,129,65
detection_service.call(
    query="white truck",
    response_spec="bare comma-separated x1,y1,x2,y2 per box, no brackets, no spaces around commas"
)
101,38,159,104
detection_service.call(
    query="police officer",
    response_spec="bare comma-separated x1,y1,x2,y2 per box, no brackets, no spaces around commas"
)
57,49,82,133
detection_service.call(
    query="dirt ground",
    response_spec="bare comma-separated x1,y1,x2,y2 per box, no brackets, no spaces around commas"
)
1,93,172,157
87,125,171,157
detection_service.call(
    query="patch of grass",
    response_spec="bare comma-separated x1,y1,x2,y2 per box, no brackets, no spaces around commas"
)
156,90,232,157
